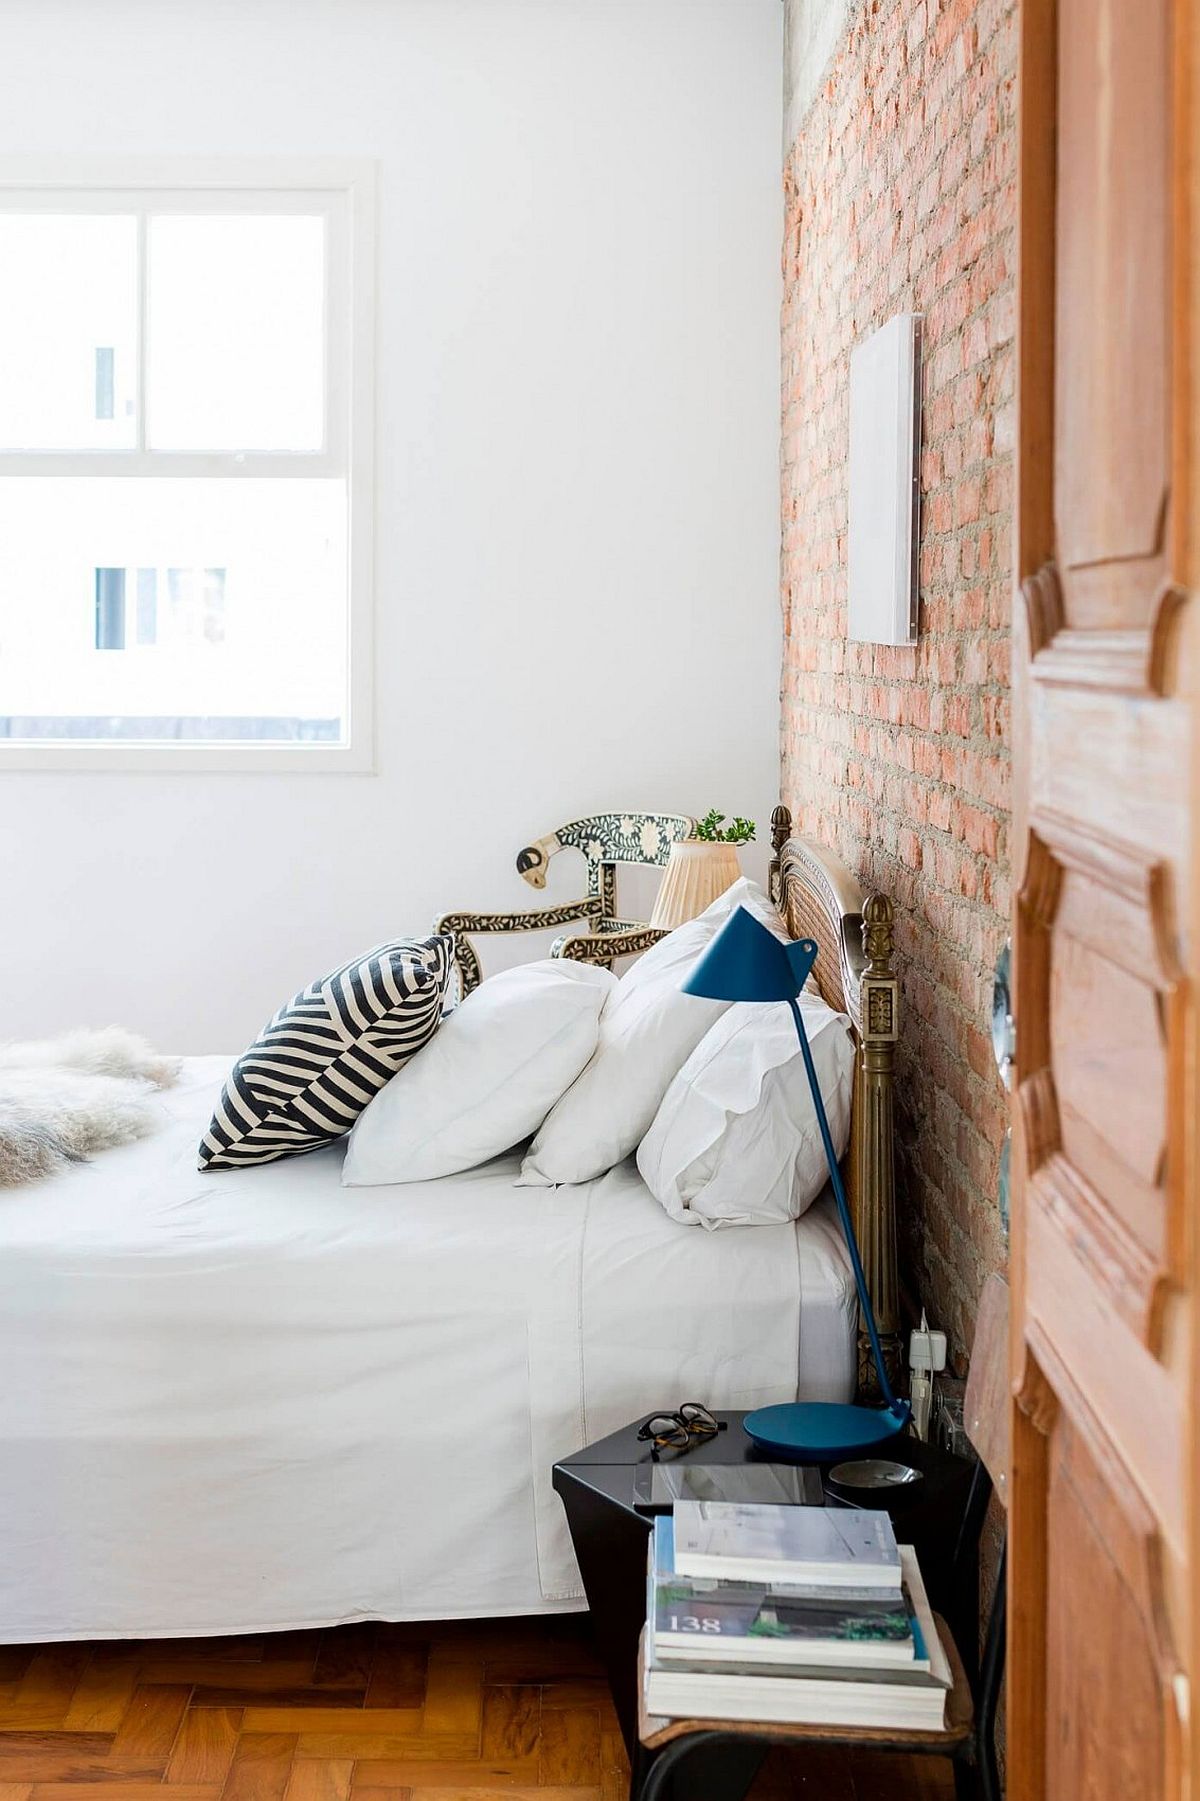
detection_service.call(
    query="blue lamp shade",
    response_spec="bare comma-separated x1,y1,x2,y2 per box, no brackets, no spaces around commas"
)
683,905,910,1462
682,904,819,1004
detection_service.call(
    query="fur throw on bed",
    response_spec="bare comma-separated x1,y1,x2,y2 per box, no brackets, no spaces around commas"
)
0,1028,181,1187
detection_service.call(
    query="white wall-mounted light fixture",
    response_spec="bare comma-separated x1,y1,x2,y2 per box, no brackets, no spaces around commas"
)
847,311,922,646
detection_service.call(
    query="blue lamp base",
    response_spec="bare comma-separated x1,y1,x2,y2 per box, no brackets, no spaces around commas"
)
743,1400,911,1464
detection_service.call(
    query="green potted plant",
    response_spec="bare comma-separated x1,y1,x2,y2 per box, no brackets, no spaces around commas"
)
650,811,757,929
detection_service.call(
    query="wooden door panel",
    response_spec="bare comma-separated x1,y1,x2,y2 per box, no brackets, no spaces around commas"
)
1044,1407,1178,1800
1023,1186,1182,1543
1050,934,1166,1186
1012,0,1190,1793
1016,791,1182,1353
1055,0,1170,591
1010,1339,1185,1801
1027,671,1189,852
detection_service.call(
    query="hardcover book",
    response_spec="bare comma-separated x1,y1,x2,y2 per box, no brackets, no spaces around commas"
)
644,1546,951,1730
671,1501,901,1589
650,1517,919,1669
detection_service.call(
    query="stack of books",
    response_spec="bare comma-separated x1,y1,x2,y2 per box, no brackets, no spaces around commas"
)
644,1500,952,1731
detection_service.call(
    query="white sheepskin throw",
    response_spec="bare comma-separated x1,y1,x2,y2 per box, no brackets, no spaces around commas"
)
0,1028,181,1188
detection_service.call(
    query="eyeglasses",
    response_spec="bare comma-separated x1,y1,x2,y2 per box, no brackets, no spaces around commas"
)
636,1402,725,1457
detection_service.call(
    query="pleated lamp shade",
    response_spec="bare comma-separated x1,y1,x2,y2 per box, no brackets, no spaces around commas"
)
649,840,742,930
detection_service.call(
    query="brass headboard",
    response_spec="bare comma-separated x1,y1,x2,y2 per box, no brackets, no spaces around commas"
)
768,806,902,1397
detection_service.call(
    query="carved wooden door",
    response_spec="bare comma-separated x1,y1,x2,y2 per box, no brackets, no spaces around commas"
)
1010,0,1195,1795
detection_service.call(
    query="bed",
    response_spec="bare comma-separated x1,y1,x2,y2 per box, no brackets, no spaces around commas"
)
0,810,901,1642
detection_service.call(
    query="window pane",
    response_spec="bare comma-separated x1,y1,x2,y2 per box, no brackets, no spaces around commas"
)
135,567,158,644
0,477,348,743
94,568,126,649
165,566,227,644
0,216,138,450
147,216,325,452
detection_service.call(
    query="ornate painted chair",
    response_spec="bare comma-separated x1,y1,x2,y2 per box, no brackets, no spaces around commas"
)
436,811,696,997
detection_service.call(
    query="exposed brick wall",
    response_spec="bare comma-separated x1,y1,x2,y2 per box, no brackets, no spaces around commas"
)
780,0,1016,1365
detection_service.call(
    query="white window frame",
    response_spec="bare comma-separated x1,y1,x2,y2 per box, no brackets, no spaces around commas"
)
0,157,376,773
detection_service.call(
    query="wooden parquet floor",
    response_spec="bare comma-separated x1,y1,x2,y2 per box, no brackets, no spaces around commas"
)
0,1616,953,1800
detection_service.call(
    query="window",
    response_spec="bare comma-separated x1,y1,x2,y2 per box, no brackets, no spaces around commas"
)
93,567,227,653
0,162,375,769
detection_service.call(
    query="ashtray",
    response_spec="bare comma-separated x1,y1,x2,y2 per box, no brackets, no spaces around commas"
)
827,1458,923,1490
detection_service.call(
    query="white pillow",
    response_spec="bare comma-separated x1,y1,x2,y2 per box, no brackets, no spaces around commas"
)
636,993,856,1228
516,877,788,1187
342,958,615,1185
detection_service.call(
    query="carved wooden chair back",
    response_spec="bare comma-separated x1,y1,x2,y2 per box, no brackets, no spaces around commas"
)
437,811,696,998
515,812,696,922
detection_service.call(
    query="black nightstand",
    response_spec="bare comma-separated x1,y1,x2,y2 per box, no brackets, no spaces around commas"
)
552,1410,974,1763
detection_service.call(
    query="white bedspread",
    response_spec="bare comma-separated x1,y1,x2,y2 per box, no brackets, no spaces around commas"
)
0,1056,855,1641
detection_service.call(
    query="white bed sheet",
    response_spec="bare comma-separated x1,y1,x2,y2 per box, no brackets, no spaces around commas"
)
0,1056,855,1641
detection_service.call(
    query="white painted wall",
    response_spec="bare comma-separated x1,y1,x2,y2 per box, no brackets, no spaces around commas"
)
0,0,783,1050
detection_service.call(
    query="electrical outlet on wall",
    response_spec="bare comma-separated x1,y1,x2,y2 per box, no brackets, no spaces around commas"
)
908,1309,947,1441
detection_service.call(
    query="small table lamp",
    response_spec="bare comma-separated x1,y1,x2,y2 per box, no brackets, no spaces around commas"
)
649,840,742,930
683,904,911,1461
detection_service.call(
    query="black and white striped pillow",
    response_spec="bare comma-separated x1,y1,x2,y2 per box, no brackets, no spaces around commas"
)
198,933,455,1171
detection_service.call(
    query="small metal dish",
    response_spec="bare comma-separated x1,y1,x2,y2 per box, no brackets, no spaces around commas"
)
827,1458,923,1489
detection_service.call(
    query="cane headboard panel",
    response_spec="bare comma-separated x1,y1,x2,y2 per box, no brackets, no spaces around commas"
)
768,806,902,1397
771,826,867,1031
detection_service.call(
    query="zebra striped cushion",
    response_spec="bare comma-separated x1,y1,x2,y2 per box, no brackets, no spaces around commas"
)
198,933,455,1171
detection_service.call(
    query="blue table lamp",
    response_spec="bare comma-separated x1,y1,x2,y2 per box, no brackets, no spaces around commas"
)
683,905,911,1461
